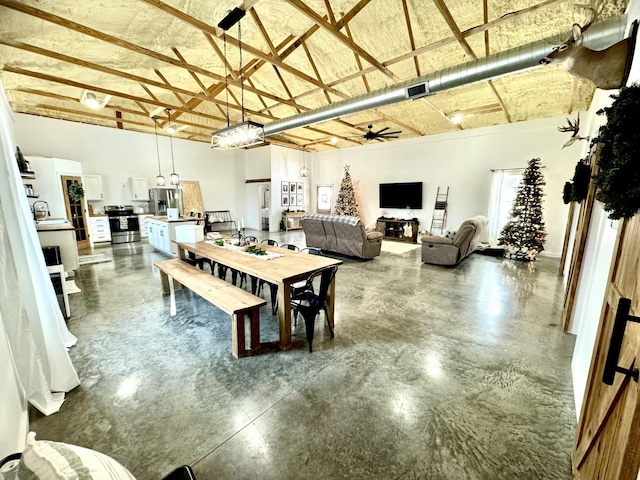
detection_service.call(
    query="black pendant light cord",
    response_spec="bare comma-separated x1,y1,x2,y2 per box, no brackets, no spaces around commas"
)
154,116,161,174
239,21,244,123
224,33,230,128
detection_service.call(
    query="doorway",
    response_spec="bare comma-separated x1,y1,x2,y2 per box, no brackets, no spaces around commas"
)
60,175,90,250
316,185,333,214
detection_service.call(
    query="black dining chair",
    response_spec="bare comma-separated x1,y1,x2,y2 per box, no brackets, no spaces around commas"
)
301,247,322,255
245,235,258,242
281,243,299,251
290,266,338,352
261,239,278,247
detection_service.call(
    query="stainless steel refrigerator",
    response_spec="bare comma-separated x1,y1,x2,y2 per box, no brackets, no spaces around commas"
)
148,188,182,216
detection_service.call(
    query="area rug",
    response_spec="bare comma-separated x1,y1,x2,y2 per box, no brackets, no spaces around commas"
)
78,254,112,266
381,241,421,255
65,280,81,294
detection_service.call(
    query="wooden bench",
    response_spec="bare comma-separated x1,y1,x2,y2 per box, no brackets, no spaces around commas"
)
154,258,266,358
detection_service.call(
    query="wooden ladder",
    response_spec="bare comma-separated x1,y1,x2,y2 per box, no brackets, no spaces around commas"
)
430,186,449,234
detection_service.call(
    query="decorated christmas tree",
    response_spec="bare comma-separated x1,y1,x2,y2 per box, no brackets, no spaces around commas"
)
498,157,547,261
334,165,360,217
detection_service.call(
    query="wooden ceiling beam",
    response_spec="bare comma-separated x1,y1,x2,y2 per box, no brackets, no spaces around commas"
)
154,69,190,110
324,0,337,25
301,40,333,104
171,47,214,98
401,0,421,77
249,7,279,59
203,33,239,82
0,1,228,83
483,0,490,57
3,65,233,124
285,0,396,80
343,22,370,93
140,0,349,98
272,66,302,114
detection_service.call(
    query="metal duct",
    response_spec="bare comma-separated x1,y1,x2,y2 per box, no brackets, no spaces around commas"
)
263,15,627,137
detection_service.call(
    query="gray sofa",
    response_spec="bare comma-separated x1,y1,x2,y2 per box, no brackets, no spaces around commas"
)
301,214,383,259
421,215,487,266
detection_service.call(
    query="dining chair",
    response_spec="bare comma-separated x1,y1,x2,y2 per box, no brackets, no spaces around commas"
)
281,243,299,251
245,235,258,242
261,239,278,246
301,247,322,255
290,266,338,352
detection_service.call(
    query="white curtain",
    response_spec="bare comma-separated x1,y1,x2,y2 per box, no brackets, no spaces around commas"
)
0,81,80,458
486,169,523,243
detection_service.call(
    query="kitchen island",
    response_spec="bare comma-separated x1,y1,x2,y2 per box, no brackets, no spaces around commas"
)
147,216,197,256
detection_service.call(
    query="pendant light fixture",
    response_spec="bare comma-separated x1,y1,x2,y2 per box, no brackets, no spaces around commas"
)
153,115,165,186
211,10,265,150
300,148,309,177
166,108,180,186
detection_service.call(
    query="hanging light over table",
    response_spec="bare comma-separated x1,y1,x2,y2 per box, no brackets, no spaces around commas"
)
166,108,180,185
152,116,165,186
211,10,265,150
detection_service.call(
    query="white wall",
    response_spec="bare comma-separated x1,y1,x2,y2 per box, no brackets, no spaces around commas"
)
13,114,244,216
269,145,309,232
26,156,83,220
310,115,581,256
243,146,271,230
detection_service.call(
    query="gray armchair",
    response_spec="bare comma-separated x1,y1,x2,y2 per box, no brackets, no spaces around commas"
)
421,216,487,266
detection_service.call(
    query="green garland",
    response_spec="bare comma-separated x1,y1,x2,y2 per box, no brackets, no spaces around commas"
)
571,161,591,203
593,84,640,219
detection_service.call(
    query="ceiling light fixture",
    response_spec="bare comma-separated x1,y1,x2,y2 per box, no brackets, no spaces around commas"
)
166,108,180,186
152,116,165,186
80,90,110,109
211,11,264,150
331,137,338,145
449,114,465,124
300,148,309,177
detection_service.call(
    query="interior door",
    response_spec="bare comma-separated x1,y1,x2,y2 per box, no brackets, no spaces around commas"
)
573,214,640,478
316,185,333,214
60,175,90,250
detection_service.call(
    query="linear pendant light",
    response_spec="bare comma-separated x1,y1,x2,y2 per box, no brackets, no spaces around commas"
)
211,11,264,150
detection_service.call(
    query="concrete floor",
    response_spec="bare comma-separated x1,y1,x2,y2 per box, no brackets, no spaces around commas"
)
31,230,576,480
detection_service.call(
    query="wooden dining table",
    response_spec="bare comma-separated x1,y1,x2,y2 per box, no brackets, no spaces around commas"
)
175,241,343,351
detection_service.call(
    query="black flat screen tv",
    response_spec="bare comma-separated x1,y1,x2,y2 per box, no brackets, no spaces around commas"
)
379,182,423,209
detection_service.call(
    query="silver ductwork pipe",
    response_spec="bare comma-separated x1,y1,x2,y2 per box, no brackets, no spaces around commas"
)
263,15,627,137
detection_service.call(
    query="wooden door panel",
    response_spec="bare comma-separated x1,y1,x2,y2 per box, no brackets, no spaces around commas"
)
573,213,640,479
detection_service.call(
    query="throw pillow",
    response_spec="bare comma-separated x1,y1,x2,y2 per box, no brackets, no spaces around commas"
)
207,214,221,223
18,432,136,479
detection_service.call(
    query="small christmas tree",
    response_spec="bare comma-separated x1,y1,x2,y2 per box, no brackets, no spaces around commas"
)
334,165,360,217
498,157,547,261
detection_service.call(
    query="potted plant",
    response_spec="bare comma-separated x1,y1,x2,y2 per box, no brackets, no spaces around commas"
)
15,146,29,173
593,84,640,219
68,182,85,202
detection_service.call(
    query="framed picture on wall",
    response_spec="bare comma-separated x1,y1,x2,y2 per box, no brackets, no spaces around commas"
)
290,182,297,193
297,182,304,193
297,194,303,206
281,182,289,194
281,194,289,206
289,194,296,206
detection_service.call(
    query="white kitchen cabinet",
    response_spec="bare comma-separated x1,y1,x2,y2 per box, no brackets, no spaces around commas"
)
83,175,104,201
138,214,152,238
88,216,111,243
147,218,196,256
128,177,149,201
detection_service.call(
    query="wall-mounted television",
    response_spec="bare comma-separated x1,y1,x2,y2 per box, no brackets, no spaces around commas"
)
379,182,423,209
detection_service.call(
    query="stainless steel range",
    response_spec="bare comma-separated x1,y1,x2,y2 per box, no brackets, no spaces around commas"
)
105,205,140,244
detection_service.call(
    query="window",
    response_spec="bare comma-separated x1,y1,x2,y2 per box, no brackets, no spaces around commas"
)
316,185,333,214
487,169,523,243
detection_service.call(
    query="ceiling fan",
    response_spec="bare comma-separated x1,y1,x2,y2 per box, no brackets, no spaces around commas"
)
353,124,402,142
